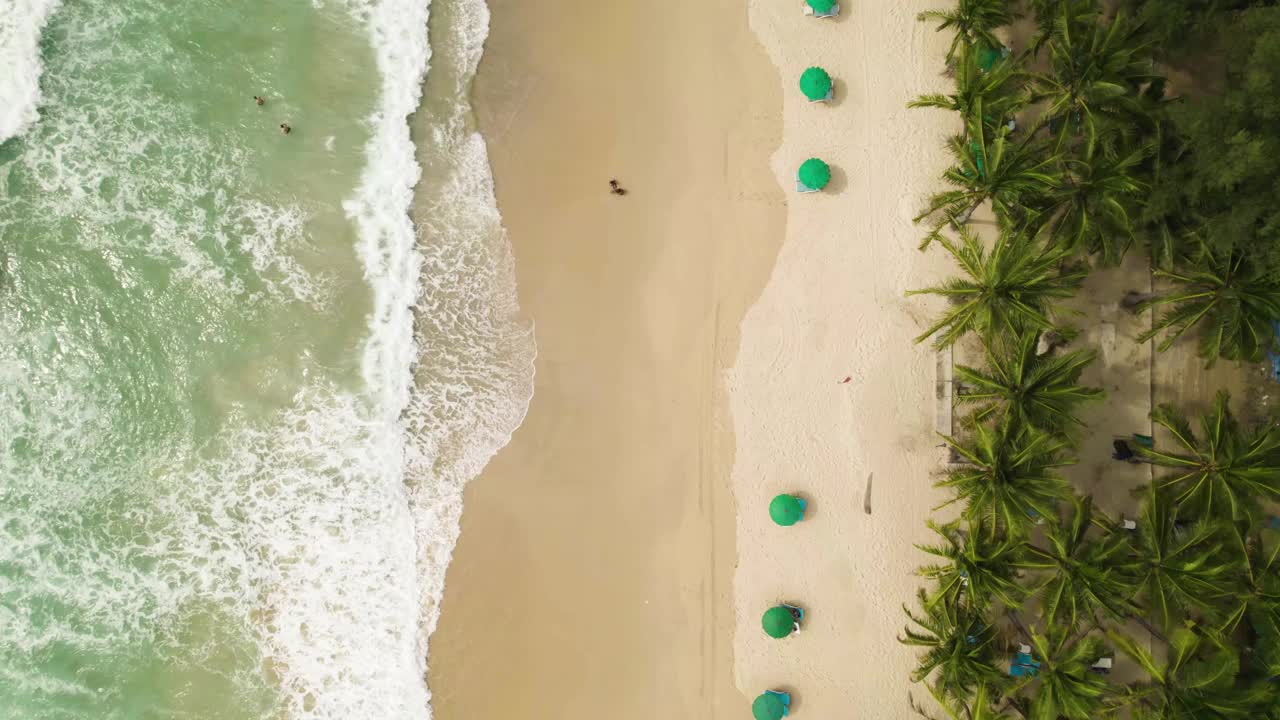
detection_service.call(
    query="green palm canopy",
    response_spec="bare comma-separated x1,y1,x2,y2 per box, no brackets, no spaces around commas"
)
752,693,786,720
807,0,836,13
769,494,804,526
762,606,796,638
800,66,833,100
798,158,831,191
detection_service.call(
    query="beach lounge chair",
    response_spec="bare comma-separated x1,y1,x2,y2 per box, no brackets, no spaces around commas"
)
764,690,791,716
1009,644,1041,677
1269,321,1280,382
796,180,820,193
781,603,805,622
809,87,834,103
802,1,840,18
1090,657,1114,675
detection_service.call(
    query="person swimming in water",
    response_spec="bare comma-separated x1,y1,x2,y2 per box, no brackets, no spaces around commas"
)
254,95,265,106
279,123,291,135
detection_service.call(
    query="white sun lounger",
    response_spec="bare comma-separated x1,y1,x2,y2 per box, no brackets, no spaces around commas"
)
803,3,840,18
808,87,835,103
796,180,820,193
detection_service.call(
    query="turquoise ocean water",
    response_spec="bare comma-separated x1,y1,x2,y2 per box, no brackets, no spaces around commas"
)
0,0,533,717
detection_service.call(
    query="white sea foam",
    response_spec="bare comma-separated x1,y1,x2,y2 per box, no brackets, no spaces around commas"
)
0,0,61,144
252,0,535,717
0,0,531,715
235,201,329,305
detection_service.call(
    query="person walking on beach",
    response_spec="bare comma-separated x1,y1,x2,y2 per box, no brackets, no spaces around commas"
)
609,179,627,196
280,123,292,135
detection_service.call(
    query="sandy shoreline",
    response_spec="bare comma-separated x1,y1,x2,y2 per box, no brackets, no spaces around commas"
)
426,0,783,717
427,0,966,716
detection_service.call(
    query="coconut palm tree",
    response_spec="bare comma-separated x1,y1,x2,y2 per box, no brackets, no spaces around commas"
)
1027,0,1094,52
909,42,1030,137
1135,242,1280,366
917,518,1028,613
1109,625,1274,719
911,682,1014,720
902,588,1004,702
918,0,1021,66
1037,140,1148,265
1008,627,1112,720
1020,495,1140,628
1122,487,1242,632
916,120,1062,232
955,331,1103,433
936,424,1074,539
1140,390,1280,524
909,226,1087,348
1221,525,1280,658
1217,528,1280,696
1030,4,1160,152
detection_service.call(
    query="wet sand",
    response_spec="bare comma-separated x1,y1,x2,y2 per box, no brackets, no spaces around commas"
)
426,0,784,717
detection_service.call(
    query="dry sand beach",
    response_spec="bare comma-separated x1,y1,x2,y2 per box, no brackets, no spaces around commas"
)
730,1,962,716
429,0,964,718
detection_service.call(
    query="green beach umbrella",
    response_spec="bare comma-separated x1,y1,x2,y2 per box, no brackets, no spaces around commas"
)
797,158,831,191
769,494,804,526
970,140,986,179
976,43,1004,72
752,693,787,720
762,606,796,639
806,0,836,13
799,67,832,101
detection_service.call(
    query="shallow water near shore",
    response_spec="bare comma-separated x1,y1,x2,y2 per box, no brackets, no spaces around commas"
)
0,0,531,717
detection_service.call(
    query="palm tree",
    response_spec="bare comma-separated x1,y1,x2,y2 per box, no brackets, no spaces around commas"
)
908,226,1087,348
1221,525,1280,659
901,588,1004,702
1140,390,1280,524
1009,627,1112,720
910,42,1030,136
1020,495,1140,628
936,424,1073,539
1110,625,1274,719
1136,242,1280,366
1030,4,1160,152
918,0,1021,66
916,120,1062,232
911,682,1013,720
916,519,1028,613
1027,0,1093,53
1122,487,1241,632
1038,140,1148,265
955,331,1103,433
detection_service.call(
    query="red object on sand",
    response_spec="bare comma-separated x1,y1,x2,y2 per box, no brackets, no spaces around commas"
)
839,376,852,384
